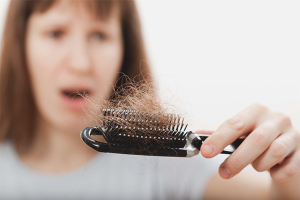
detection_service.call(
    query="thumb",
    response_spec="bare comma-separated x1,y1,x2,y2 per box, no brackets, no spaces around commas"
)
194,130,214,135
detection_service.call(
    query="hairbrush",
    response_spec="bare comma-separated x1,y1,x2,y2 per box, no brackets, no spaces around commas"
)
81,109,244,157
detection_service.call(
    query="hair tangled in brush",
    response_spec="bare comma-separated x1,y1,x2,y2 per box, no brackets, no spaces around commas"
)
87,77,188,151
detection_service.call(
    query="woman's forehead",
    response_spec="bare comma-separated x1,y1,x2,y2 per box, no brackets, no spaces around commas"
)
34,0,119,21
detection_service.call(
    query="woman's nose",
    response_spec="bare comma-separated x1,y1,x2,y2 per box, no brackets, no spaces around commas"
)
67,39,91,74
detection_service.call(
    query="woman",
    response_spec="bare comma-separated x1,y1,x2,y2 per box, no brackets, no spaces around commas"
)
0,0,299,199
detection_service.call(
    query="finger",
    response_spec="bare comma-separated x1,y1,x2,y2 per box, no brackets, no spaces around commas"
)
194,130,214,135
201,103,268,158
270,150,300,182
252,131,297,172
218,121,281,179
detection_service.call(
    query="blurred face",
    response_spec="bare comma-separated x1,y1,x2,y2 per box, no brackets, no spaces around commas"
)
26,0,123,132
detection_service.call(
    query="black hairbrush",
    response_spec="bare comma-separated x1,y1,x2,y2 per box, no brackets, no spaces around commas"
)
81,109,244,157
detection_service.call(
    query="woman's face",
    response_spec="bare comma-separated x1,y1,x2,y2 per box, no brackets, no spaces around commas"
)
26,1,123,132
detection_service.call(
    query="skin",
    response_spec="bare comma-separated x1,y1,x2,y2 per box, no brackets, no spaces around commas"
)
198,103,300,199
21,0,300,198
22,0,123,173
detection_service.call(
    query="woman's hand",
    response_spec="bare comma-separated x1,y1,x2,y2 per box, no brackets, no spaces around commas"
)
200,103,300,182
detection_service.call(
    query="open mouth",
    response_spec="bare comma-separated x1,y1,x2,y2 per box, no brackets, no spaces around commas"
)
62,90,90,99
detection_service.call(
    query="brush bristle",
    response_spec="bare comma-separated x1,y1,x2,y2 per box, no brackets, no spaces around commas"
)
100,109,188,149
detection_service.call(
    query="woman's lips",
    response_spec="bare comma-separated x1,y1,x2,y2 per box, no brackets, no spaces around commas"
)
60,89,91,111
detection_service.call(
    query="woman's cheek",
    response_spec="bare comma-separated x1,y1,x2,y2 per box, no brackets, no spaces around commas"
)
26,35,71,128
92,42,123,98
27,36,56,104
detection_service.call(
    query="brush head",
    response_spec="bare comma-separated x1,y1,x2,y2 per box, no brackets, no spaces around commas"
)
99,109,189,150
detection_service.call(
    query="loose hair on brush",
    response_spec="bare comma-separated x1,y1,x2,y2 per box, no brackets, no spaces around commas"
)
87,78,187,151
0,0,152,149
84,79,244,156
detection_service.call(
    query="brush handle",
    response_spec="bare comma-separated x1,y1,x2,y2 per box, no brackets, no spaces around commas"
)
187,132,244,154
80,126,110,152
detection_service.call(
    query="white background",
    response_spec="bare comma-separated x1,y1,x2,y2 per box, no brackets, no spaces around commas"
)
0,0,299,131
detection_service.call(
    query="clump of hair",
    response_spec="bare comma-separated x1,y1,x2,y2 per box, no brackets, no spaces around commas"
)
86,77,188,151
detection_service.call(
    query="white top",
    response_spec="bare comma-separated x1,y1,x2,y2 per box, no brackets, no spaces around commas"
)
0,141,226,200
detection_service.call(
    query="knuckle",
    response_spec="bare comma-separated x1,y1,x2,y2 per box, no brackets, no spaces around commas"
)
270,141,288,159
285,163,299,177
252,162,266,172
271,173,285,182
225,117,244,131
227,157,243,173
293,131,300,144
251,127,270,146
256,167,266,172
274,112,292,127
216,132,226,144
251,103,268,113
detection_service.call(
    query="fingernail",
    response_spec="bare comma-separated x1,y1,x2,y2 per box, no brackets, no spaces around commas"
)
220,167,231,179
202,144,214,155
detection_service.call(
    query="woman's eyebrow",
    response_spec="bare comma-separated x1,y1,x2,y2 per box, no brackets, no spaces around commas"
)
39,15,110,28
34,9,76,23
36,23,70,33
34,16,71,29
88,21,111,29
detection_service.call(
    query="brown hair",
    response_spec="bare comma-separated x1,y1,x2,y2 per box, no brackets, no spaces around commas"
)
88,80,186,151
0,0,152,147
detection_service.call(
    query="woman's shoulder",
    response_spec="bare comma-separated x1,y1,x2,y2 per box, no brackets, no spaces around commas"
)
0,140,14,158
0,141,18,173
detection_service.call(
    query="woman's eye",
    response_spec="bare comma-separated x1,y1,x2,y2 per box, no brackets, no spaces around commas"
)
92,32,106,41
47,30,64,39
